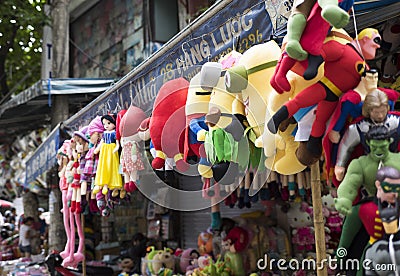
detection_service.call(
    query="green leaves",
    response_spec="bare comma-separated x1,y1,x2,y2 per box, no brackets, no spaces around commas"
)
0,0,47,98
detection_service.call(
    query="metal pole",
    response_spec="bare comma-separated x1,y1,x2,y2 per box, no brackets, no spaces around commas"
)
310,162,327,276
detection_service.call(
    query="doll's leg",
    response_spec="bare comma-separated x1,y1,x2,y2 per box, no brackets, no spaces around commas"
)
211,200,221,231
301,100,338,161
267,83,326,134
281,174,289,201
260,171,271,201
72,212,85,266
250,171,259,203
285,1,316,60
60,190,71,259
102,184,108,195
297,171,307,202
271,53,297,94
70,188,77,213
128,170,138,192
123,172,130,192
243,172,252,208
288,174,296,201
318,0,349,29
75,187,82,214
62,210,76,265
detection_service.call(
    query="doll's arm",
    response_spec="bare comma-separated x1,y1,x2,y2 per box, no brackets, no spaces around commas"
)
113,139,120,153
335,124,360,168
94,139,103,155
131,142,138,163
335,160,363,215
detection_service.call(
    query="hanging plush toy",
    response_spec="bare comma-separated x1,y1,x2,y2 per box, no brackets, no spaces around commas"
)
57,140,72,260
268,28,382,166
86,116,104,213
200,50,246,185
334,127,400,265
72,126,89,214
149,77,190,172
333,90,400,182
93,113,123,196
364,166,400,274
119,105,147,193
323,69,399,185
271,0,353,94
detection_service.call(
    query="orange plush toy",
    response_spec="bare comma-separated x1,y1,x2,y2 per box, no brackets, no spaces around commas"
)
149,77,190,172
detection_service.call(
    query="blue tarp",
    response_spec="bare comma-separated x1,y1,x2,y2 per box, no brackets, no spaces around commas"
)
25,125,60,186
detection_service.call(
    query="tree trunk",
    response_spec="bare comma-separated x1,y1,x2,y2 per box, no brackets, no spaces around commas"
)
22,191,41,255
48,0,70,252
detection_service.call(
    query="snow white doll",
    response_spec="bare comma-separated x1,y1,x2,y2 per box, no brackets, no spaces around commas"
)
93,113,123,196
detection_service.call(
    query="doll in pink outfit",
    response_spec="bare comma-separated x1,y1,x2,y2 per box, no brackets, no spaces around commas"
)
119,105,147,193
86,116,104,212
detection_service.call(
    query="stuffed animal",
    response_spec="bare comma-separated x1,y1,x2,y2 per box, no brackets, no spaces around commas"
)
119,105,147,193
93,113,123,196
268,28,381,166
273,0,353,94
223,226,250,253
184,71,211,173
286,202,315,253
199,50,245,185
151,248,175,274
149,77,190,172
197,229,213,256
179,248,200,274
224,40,306,175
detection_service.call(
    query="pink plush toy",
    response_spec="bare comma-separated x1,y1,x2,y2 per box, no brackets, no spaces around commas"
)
149,78,190,172
286,202,315,252
57,140,72,260
119,105,147,193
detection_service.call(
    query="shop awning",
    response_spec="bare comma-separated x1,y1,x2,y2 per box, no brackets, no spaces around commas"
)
0,78,114,144
63,0,277,131
346,1,400,32
24,124,60,186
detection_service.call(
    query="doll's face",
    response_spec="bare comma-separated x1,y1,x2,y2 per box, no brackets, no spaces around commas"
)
102,118,115,131
369,105,388,123
90,132,100,145
360,33,381,60
376,178,400,204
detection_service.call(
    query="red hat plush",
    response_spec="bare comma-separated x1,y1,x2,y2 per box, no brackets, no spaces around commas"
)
224,226,249,253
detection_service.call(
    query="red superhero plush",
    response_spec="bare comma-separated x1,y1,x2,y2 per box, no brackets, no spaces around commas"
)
150,77,190,172
267,28,381,166
271,0,354,93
